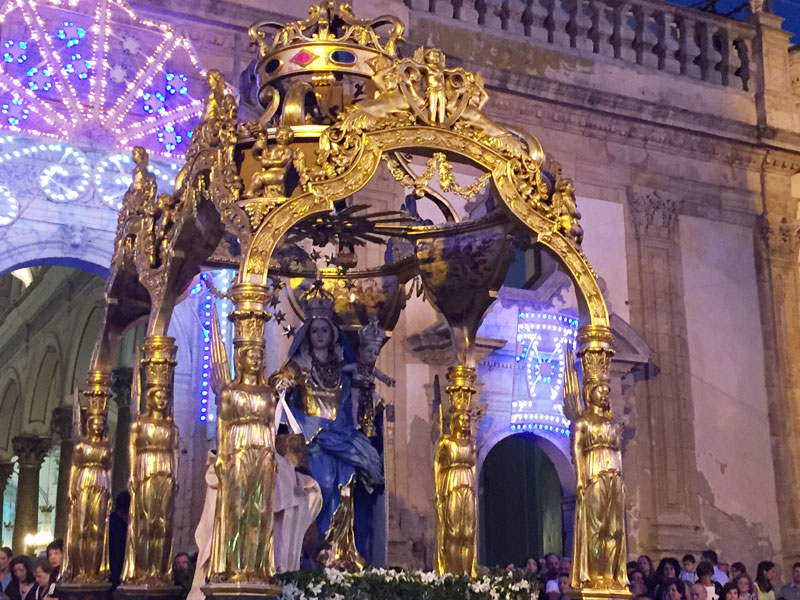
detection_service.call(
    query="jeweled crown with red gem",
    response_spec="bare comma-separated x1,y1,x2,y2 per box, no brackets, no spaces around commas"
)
248,1,404,94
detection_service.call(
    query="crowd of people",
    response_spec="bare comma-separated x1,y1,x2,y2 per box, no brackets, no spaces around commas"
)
507,550,800,600
0,540,62,600
4,534,800,600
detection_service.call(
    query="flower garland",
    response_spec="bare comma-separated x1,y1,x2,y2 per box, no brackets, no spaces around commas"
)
278,568,541,600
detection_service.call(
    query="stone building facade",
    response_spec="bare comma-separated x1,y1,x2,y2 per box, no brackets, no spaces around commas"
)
0,0,798,574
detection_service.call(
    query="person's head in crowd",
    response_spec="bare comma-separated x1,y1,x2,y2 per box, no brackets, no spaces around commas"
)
629,569,646,586
722,582,739,600
173,553,189,572
630,579,648,597
558,572,570,594
683,555,698,575
10,556,34,585
692,583,709,600
731,564,747,580
545,553,560,573
697,562,715,586
506,563,515,572
562,557,572,575
46,539,63,569
0,547,12,574
663,578,686,600
657,558,683,583
734,573,756,598
720,562,730,576
639,555,655,579
755,561,776,592
791,562,800,585
32,558,52,589
702,551,720,567
526,558,539,574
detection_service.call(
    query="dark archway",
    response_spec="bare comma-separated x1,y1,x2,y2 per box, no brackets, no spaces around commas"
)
480,433,564,568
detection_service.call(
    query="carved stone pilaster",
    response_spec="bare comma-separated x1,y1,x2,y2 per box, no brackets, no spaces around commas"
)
627,186,703,554
51,405,74,540
630,189,680,241
754,211,800,567
11,435,50,553
759,215,800,262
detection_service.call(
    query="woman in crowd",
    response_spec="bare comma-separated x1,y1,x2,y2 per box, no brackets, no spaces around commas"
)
756,561,776,600
6,556,36,600
639,556,656,592
722,582,740,600
655,558,684,600
735,574,758,600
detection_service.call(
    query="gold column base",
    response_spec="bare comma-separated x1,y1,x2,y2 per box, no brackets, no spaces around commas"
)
116,584,184,600
569,589,633,600
200,583,283,600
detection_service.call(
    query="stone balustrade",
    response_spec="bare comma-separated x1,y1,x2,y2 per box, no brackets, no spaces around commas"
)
406,0,756,91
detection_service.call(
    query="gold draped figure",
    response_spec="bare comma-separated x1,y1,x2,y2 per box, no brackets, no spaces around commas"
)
63,372,113,583
434,366,478,577
122,337,179,585
565,327,629,592
315,480,365,572
208,283,277,584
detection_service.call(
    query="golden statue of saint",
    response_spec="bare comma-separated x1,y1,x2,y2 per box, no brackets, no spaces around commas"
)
64,414,112,583
208,303,277,584
564,346,628,591
123,379,179,585
434,409,477,577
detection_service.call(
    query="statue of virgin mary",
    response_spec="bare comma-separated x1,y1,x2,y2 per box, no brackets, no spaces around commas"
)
269,282,384,563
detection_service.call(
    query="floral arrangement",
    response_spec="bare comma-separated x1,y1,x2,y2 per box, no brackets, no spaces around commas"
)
278,567,541,600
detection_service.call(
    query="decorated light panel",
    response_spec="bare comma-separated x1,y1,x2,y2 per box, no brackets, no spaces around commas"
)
510,311,578,435
0,0,206,157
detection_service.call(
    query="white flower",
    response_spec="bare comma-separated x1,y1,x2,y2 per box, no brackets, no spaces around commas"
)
325,568,344,585
420,571,440,584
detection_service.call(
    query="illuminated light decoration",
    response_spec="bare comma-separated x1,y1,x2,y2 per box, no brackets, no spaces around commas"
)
94,151,175,209
25,67,52,91
197,269,234,423
3,41,29,64
56,21,87,47
510,311,578,436
0,0,210,158
1,99,29,125
0,185,19,225
157,125,181,152
0,136,178,216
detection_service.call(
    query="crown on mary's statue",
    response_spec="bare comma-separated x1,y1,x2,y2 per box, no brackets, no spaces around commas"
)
301,280,336,322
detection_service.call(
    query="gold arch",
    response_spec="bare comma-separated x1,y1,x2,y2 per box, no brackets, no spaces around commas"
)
244,125,608,328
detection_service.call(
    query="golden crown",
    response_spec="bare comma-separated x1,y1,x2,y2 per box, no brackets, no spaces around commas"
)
301,280,336,321
248,2,404,92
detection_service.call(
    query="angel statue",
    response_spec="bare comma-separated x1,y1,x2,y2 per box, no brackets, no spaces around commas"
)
269,282,384,566
207,305,277,583
563,346,628,591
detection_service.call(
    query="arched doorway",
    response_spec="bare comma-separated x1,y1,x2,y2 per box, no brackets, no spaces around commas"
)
479,433,565,568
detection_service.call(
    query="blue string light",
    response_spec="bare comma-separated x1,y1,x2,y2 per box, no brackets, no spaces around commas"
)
510,311,578,436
